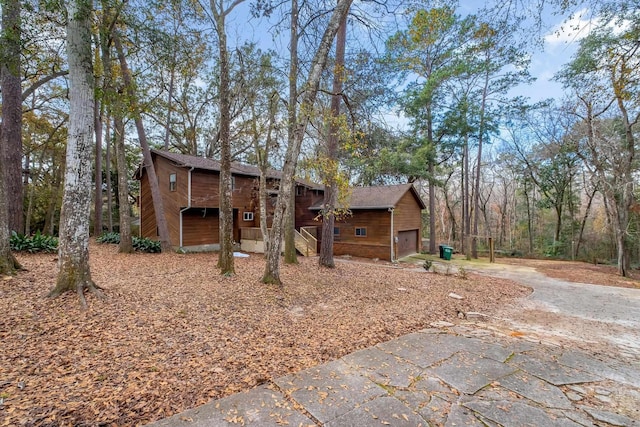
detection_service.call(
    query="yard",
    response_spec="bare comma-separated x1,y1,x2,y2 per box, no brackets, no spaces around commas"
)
1,243,530,426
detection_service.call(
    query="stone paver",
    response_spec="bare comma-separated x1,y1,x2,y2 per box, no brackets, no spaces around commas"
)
324,396,427,427
375,331,460,368
499,371,573,409
426,351,517,394
581,407,640,427
147,327,640,427
341,346,422,388
273,359,385,424
464,400,583,427
149,384,315,427
508,351,602,385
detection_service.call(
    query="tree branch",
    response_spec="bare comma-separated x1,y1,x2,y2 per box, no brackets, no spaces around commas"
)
22,71,69,101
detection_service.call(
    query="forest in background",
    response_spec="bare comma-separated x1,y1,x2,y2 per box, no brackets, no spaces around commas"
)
1,0,639,277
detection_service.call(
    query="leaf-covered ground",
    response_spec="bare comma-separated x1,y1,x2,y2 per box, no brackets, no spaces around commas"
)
0,243,529,426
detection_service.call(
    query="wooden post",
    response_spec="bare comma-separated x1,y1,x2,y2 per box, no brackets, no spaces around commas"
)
489,237,495,263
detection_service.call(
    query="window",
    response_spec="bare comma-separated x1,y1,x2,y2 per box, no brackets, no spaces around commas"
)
296,186,305,196
169,173,177,191
355,227,367,237
231,176,236,190
333,227,340,236
243,211,254,221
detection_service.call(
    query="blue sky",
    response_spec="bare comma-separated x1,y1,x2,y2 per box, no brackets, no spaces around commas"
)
514,8,596,102
226,0,597,122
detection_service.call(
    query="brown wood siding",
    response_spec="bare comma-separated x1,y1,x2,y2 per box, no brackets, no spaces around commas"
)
232,175,260,210
295,187,324,229
394,191,423,233
334,209,391,246
328,210,392,259
191,171,261,211
139,173,156,239
333,242,391,261
182,209,219,246
153,156,185,245
190,170,220,207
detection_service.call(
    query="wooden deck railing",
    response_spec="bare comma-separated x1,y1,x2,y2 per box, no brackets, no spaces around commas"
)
240,226,318,256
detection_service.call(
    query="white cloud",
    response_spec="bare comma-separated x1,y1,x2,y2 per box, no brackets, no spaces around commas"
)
544,9,597,48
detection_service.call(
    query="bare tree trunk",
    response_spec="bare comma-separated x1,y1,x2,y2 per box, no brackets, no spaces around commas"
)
44,159,63,236
0,77,20,272
211,0,237,276
114,112,133,253
442,173,457,243
283,0,299,265
24,124,34,236
114,31,172,251
50,0,102,308
428,162,436,254
616,233,627,276
98,2,114,233
256,94,278,255
164,62,176,150
284,185,298,263
319,5,347,268
553,205,562,244
427,107,436,255
575,177,596,257
105,114,113,232
94,97,103,236
472,64,490,259
262,0,353,285
463,135,471,259
0,0,23,234
0,166,20,274
25,140,46,236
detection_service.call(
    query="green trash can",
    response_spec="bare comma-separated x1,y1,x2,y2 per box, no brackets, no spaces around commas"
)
442,246,453,261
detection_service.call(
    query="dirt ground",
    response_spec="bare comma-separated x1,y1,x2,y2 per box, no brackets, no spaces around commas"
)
0,243,529,427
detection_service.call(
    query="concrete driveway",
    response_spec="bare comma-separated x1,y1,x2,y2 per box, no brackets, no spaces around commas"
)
464,262,640,359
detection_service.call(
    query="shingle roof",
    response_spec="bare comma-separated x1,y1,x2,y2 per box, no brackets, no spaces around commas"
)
310,183,426,210
143,149,324,190
150,149,264,177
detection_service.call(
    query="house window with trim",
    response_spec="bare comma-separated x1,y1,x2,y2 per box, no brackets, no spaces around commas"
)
333,227,340,236
243,211,254,221
169,173,177,191
355,227,367,237
231,176,236,190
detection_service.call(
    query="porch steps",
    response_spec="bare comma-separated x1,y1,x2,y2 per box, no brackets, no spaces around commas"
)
294,229,317,256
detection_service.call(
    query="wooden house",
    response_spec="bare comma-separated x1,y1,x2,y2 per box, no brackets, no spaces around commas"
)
135,149,324,251
310,184,426,261
136,150,425,260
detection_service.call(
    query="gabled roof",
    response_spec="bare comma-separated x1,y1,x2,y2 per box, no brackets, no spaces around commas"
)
137,149,324,190
310,183,426,210
150,149,271,177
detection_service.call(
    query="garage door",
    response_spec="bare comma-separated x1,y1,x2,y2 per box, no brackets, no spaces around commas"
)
397,230,419,257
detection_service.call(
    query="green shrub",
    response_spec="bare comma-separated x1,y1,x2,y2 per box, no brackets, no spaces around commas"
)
97,232,161,253
544,241,566,258
96,232,120,244
133,236,161,253
10,230,58,253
